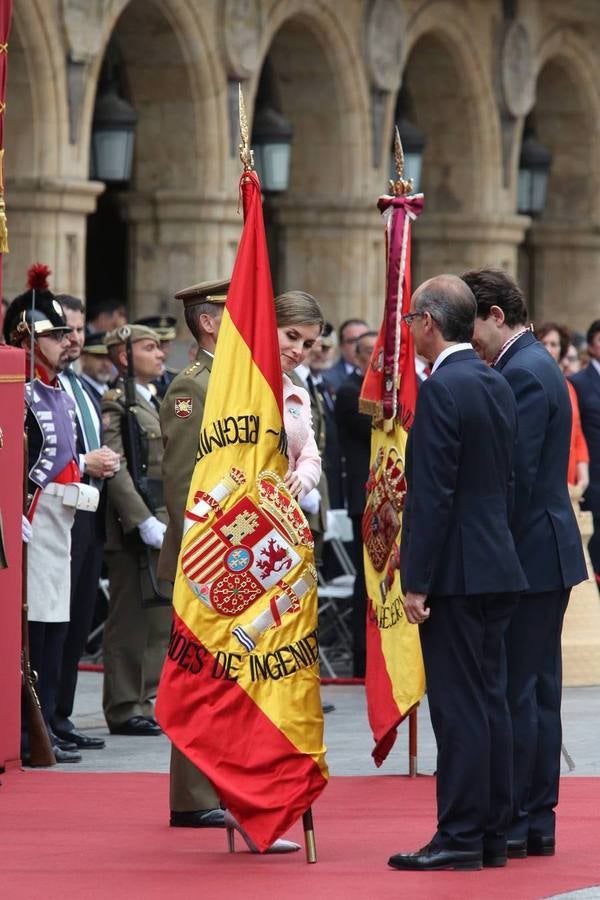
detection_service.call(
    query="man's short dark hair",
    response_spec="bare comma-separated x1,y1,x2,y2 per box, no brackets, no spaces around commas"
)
461,267,528,327
339,318,368,344
184,301,222,341
414,275,476,343
55,294,85,314
586,319,600,345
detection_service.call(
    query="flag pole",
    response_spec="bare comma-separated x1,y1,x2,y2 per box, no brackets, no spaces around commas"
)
237,84,320,864
409,707,418,777
302,808,317,863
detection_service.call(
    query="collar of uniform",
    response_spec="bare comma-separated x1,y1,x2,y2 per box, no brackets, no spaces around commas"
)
294,363,310,386
136,383,154,404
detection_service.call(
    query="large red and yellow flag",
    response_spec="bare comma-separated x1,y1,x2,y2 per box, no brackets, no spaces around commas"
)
359,190,426,766
156,170,328,851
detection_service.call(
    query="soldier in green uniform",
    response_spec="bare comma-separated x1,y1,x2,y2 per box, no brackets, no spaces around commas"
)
101,325,172,736
134,315,179,400
157,279,227,828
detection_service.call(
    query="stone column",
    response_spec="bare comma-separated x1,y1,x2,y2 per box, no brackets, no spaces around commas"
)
412,212,530,286
527,221,600,332
267,197,385,328
120,191,243,324
4,178,104,298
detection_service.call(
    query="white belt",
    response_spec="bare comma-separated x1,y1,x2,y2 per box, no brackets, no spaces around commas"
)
45,481,100,512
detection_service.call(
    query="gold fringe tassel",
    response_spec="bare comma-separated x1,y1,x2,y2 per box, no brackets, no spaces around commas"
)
0,149,8,253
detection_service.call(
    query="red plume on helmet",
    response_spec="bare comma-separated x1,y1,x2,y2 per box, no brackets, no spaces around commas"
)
27,263,52,291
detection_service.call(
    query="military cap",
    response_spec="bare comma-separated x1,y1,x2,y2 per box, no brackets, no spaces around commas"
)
103,324,161,348
173,278,230,308
134,315,177,341
82,331,109,355
4,264,71,345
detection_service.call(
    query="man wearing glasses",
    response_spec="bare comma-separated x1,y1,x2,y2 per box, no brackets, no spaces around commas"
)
324,318,370,393
388,274,527,872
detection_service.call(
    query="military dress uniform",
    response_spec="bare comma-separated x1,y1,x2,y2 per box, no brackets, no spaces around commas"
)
158,346,223,814
135,315,179,400
157,279,228,821
101,363,172,732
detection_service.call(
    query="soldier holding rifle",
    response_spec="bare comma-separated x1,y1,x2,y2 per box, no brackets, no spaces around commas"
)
101,324,172,736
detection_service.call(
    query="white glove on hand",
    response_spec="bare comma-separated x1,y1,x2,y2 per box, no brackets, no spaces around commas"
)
138,515,166,549
22,515,33,544
300,487,321,515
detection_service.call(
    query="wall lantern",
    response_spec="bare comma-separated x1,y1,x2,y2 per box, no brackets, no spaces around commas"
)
91,85,137,184
252,105,294,193
518,130,552,216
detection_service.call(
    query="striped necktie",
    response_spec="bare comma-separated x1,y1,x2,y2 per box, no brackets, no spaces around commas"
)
64,368,100,452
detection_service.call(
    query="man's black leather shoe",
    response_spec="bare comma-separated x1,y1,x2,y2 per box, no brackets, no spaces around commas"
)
527,835,555,856
50,733,78,751
482,847,507,868
507,838,528,858
109,716,162,736
388,845,482,871
52,745,82,763
170,809,226,829
52,727,105,749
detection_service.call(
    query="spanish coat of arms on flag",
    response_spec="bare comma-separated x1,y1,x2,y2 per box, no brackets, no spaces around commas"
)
156,170,328,851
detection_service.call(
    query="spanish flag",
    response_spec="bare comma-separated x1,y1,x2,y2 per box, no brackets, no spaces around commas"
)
156,171,328,851
359,192,426,766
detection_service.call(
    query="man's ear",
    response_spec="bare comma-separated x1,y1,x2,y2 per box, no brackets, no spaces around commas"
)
117,347,128,370
489,305,506,327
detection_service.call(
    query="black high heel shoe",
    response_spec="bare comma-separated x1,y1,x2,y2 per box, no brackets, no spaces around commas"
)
224,810,300,854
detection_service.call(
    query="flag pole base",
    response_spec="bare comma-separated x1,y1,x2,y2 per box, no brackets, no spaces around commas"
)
409,707,418,777
303,808,317,863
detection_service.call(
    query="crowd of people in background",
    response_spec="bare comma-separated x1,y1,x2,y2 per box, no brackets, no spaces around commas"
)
2,275,600,769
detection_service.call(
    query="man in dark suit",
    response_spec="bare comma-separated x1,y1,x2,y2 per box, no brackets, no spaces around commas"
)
324,318,369,394
54,295,120,749
389,274,528,873
335,331,378,677
569,319,600,587
462,267,587,859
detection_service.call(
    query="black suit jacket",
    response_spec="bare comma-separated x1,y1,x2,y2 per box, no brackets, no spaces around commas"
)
401,348,527,597
496,331,586,591
569,363,600,514
334,371,372,517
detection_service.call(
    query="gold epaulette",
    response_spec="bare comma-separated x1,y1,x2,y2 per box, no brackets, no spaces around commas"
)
183,361,205,376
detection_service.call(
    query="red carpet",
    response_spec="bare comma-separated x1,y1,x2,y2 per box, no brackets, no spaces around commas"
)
1,770,599,899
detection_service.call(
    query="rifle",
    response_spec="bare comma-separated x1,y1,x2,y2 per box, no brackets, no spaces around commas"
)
21,429,55,767
119,326,171,606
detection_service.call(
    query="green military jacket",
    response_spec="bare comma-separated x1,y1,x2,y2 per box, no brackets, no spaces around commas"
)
101,379,167,553
157,347,213,581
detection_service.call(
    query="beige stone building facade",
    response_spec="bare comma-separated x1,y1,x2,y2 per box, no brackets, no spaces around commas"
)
5,0,600,332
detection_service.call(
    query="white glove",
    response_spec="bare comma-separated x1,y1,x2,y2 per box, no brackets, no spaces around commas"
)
138,515,166,549
22,515,33,544
300,487,321,515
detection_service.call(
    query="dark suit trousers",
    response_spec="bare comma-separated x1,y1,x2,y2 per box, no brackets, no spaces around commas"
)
588,516,600,579
28,621,69,727
420,592,519,851
506,588,570,840
53,510,104,731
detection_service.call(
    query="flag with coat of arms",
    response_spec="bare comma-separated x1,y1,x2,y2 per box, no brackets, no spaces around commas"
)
156,168,328,851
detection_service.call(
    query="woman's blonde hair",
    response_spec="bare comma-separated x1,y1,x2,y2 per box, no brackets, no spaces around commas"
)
274,290,324,332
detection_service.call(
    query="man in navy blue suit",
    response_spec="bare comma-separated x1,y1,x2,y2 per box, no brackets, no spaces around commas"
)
388,275,527,873
569,319,600,588
462,268,587,860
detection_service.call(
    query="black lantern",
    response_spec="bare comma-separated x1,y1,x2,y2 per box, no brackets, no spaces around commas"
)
390,116,426,192
252,105,293,193
91,85,137,184
518,131,552,216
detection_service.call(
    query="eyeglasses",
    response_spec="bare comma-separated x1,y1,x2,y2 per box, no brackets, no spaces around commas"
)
401,312,425,326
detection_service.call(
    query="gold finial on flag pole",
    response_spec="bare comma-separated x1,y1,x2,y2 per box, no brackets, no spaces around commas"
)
238,84,254,173
389,126,413,198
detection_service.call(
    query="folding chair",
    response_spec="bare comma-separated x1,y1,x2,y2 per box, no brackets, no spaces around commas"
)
317,510,356,677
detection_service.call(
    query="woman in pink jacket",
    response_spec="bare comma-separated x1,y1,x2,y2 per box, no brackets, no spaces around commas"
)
274,291,324,499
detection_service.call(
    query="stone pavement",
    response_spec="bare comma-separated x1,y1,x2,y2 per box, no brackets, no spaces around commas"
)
63,673,599,778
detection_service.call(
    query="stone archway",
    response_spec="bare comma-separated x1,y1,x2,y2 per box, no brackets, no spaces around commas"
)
3,5,100,299
400,5,525,288
86,0,234,322
522,33,600,329
250,6,375,325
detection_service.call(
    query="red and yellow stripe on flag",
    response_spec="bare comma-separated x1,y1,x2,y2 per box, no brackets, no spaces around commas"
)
360,192,425,766
156,171,328,851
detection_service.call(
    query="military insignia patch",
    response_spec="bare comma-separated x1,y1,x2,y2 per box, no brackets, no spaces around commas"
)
175,397,193,418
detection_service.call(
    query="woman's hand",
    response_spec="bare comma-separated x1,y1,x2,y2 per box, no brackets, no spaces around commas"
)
284,469,302,498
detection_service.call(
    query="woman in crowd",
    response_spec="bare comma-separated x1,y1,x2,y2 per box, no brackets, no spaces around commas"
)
536,322,589,497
